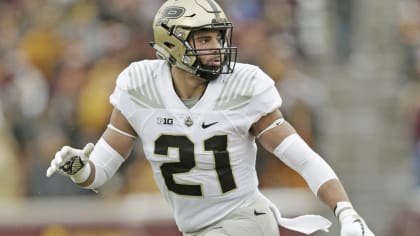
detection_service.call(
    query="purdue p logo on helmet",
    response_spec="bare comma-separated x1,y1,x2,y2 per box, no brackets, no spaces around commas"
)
150,0,237,81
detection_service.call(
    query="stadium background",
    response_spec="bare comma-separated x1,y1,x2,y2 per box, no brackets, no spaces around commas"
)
0,0,419,235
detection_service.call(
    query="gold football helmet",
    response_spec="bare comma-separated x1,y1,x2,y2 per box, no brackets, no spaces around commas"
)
151,0,237,80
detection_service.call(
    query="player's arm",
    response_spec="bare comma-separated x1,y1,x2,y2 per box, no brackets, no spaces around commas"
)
46,108,137,190
251,109,374,236
251,110,348,206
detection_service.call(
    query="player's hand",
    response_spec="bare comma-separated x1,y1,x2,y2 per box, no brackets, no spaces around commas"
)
46,143,94,178
335,202,375,236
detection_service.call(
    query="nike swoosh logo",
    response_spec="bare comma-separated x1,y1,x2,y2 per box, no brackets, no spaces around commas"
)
202,121,218,129
254,209,266,216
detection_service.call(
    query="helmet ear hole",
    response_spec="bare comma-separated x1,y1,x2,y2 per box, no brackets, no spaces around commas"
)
164,42,175,49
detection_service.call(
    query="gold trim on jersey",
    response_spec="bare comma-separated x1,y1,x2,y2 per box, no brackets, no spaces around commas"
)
127,64,165,109
215,68,255,110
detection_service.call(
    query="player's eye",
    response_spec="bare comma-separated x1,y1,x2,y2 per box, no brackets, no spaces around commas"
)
196,37,210,45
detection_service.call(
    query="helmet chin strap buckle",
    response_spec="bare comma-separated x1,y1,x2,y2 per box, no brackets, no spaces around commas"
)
182,56,192,64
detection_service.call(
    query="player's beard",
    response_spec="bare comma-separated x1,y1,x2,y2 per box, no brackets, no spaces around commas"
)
200,64,220,73
200,55,224,72
195,53,226,81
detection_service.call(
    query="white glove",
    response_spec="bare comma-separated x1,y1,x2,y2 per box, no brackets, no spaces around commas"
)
46,143,94,183
335,201,375,236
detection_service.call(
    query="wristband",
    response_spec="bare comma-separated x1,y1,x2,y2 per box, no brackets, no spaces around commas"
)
334,201,359,223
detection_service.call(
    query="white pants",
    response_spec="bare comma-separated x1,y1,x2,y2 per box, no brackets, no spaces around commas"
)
183,196,280,236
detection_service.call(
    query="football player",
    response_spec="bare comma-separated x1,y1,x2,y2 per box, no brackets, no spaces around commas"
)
46,0,374,235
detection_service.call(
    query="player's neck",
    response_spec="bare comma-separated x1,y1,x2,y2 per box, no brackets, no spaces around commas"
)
171,66,208,99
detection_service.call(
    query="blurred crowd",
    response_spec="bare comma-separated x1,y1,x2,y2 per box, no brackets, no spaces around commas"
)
399,0,420,188
0,0,327,199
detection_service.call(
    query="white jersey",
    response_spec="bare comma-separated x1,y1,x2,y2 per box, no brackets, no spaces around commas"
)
110,60,282,232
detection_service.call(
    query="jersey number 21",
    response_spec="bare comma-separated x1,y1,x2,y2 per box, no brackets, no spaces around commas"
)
154,134,237,196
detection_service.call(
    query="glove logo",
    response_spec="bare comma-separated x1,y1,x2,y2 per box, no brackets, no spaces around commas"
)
59,156,85,175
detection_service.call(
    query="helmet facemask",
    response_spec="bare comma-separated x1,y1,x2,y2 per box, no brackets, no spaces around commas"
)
184,23,237,81
151,0,238,81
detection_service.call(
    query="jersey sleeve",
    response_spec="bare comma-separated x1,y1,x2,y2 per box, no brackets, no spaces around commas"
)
110,65,129,108
109,63,139,118
243,67,283,125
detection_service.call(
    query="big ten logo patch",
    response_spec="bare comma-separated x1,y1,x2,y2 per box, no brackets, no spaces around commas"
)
157,117,174,125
